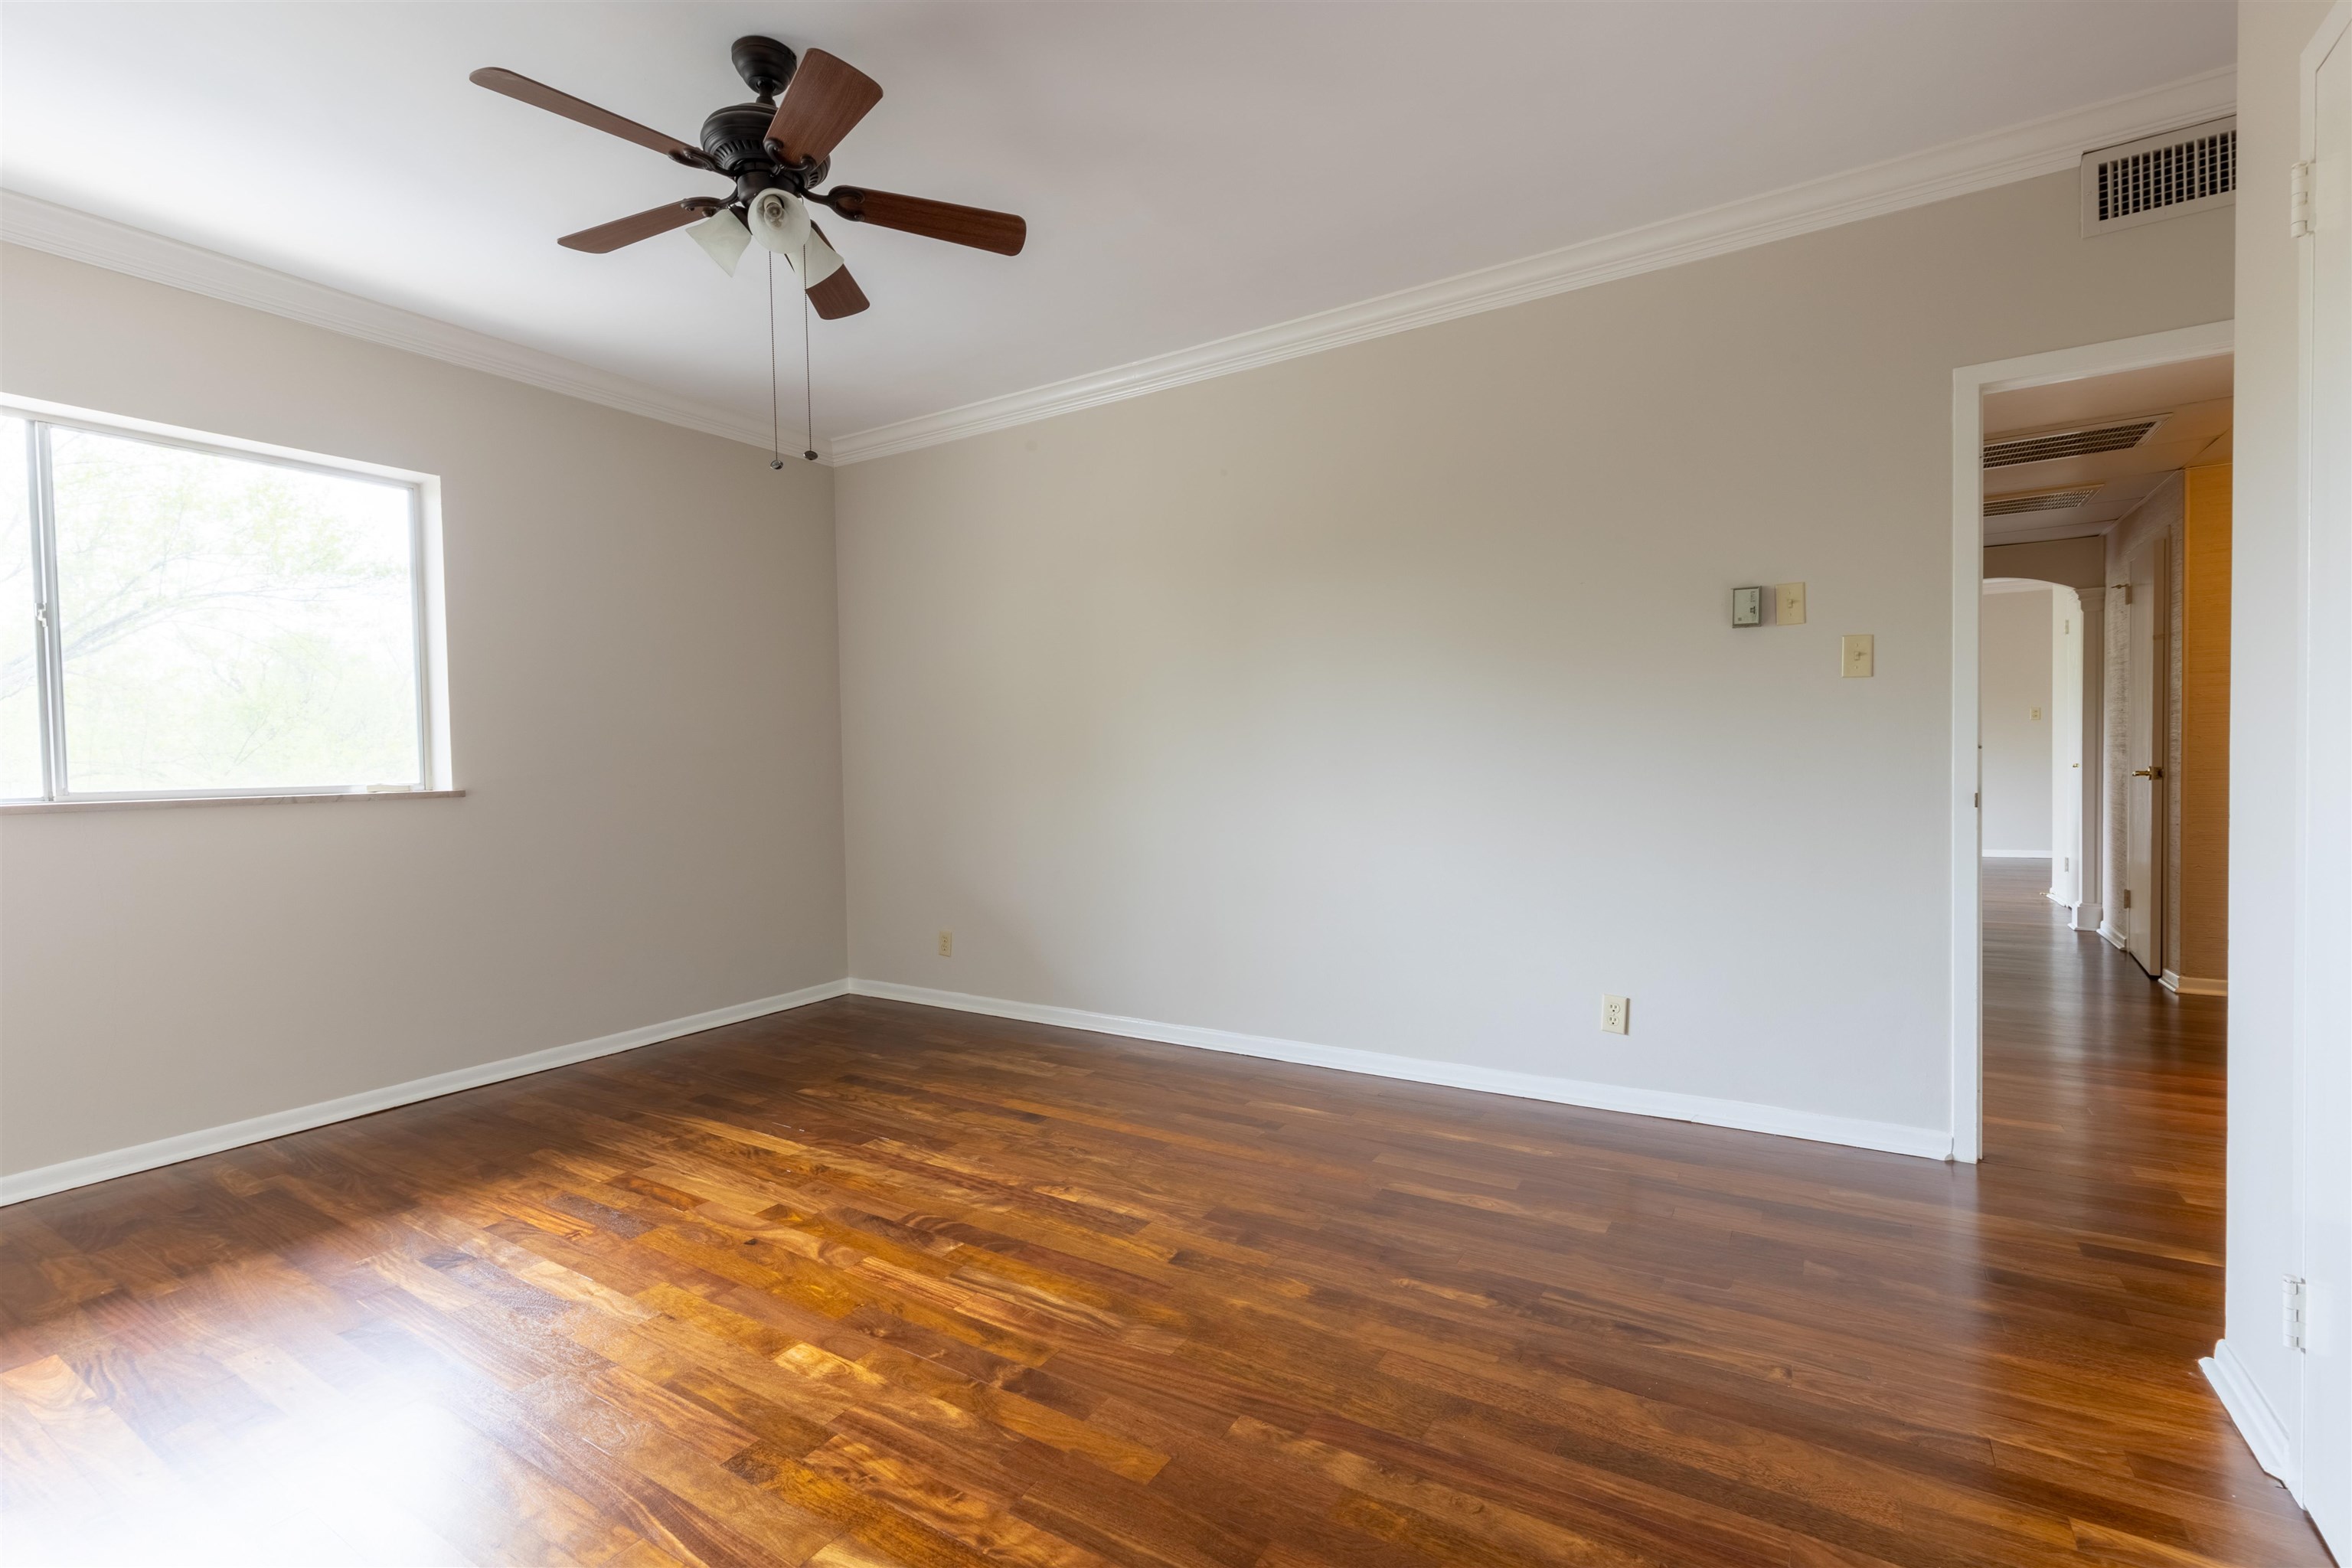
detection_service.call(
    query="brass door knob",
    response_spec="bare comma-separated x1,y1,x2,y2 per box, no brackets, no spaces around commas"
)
2132,766,2164,779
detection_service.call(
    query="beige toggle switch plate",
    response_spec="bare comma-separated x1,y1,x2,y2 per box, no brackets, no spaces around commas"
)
1775,583,1807,625
1841,634,1874,678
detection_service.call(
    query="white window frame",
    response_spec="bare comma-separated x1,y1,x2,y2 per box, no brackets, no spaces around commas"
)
4,395,452,805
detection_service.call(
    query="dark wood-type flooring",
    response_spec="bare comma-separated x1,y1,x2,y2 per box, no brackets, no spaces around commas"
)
0,861,2328,1565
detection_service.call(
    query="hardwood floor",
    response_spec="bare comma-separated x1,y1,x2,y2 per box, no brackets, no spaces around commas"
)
0,861,2325,1566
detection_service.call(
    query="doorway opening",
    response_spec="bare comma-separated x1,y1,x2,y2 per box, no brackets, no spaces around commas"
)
1949,322,2233,1164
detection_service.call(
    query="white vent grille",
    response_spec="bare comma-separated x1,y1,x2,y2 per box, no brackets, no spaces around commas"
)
1983,416,2165,469
2082,117,2236,235
1984,487,2100,518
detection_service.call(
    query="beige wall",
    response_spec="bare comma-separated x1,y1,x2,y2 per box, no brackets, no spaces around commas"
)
0,245,847,1176
2180,462,2230,988
1981,586,2054,857
838,168,2230,1139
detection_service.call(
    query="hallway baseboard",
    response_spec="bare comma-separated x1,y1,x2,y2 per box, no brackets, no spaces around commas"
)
846,978,1952,1161
2203,1340,2298,1491
2161,970,2229,997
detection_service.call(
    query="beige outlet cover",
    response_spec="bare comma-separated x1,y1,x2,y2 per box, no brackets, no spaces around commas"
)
1841,633,1874,678
1774,583,1807,625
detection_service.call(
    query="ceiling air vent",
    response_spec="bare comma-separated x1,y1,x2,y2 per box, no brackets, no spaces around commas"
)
2082,116,2236,235
1983,416,2165,468
1985,487,2100,518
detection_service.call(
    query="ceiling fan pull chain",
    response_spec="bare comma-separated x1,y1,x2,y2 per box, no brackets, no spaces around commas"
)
766,251,786,471
802,242,818,462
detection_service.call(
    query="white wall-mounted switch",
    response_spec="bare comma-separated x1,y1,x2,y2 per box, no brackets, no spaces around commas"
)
1732,586,1763,627
1841,634,1874,678
937,930,953,957
1774,583,1807,625
1600,995,1630,1035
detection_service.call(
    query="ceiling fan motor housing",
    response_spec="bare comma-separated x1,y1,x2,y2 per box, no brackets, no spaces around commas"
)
701,109,828,202
728,36,797,101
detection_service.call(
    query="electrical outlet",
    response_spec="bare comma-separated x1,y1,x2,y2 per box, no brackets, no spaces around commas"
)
937,930,952,957
2031,706,2042,720
1600,995,1630,1035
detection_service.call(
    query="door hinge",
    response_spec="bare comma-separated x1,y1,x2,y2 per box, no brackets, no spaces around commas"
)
2292,162,2314,238
2285,1275,2309,1351
2122,889,2133,910
1973,791,1980,809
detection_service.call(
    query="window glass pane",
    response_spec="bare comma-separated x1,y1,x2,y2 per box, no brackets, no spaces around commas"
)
47,426,421,794
1,418,42,799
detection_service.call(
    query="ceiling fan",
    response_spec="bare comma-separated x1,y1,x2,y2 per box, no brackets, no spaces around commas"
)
469,35,1026,321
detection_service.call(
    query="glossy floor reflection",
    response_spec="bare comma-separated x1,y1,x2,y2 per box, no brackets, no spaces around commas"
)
0,863,2326,1564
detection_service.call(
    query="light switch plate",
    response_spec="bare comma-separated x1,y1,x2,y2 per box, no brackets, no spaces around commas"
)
1774,583,1807,625
1841,634,1874,678
1732,586,1763,627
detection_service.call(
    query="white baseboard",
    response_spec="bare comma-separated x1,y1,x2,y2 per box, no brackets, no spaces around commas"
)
1983,850,2053,859
0,979,851,1206
2099,921,2130,951
846,979,1952,1161
2162,972,2228,997
2071,900,2102,933
2201,1339,2298,1492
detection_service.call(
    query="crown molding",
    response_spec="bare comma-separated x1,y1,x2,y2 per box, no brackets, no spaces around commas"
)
0,190,776,453
831,65,2235,465
2,64,2232,470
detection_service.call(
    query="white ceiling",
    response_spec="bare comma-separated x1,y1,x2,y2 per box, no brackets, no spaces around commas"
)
2,3,2233,446
1981,354,2233,544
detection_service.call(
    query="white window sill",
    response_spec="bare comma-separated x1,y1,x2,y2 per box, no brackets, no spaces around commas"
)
1,789,466,815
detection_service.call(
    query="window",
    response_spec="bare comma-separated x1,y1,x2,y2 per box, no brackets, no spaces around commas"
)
3,407,438,803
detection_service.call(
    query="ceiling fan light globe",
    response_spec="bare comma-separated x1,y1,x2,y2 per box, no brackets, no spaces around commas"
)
746,188,812,256
688,210,752,274
799,226,846,286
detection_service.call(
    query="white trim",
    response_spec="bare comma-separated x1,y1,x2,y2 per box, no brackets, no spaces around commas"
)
2100,920,2132,951
2203,1340,2299,1488
846,979,1952,1161
2,788,466,815
4,68,2231,472
0,191,773,452
1949,321,2236,1165
1984,849,2056,858
0,979,850,1205
2166,974,2228,996
2072,900,2103,933
831,67,2236,465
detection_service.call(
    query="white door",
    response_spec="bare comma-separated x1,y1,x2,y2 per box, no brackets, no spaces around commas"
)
2298,2,2350,1548
2122,532,2167,978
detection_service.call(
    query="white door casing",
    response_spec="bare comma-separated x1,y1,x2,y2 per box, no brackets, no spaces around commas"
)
2296,0,2351,1547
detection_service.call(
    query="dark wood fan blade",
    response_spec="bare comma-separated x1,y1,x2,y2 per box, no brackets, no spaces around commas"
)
819,186,1025,255
558,199,726,253
471,67,714,168
805,223,870,318
763,49,883,167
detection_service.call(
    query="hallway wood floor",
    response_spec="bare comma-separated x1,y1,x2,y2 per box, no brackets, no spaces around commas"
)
0,862,2327,1566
